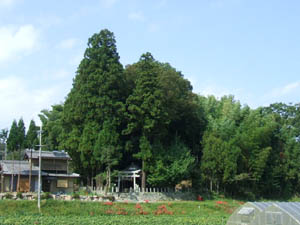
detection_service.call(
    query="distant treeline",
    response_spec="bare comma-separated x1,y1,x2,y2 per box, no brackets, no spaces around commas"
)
1,29,299,199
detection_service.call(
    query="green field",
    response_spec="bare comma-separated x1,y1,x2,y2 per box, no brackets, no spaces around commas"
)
0,199,243,225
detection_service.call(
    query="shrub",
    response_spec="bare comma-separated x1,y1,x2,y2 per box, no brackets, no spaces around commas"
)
72,192,80,199
16,192,23,199
103,195,115,202
41,192,52,199
4,193,13,199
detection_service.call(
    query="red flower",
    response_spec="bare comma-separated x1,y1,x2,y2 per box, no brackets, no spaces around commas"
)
197,195,203,201
135,203,142,209
216,201,228,205
104,201,113,205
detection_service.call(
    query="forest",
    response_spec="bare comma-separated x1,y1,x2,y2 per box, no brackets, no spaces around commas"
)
1,29,300,199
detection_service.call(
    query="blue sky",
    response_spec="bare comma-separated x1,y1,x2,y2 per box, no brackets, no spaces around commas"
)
0,0,300,129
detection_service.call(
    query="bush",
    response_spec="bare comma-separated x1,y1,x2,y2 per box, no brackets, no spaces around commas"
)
16,192,23,199
103,195,115,202
4,193,13,199
72,192,80,199
41,192,52,199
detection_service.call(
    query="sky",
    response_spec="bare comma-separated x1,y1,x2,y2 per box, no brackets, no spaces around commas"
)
1,0,300,130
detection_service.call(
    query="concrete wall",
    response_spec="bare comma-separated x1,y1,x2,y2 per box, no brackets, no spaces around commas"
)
112,191,197,202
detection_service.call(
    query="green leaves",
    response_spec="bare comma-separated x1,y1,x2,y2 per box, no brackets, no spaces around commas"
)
61,29,125,182
7,119,25,152
25,120,39,149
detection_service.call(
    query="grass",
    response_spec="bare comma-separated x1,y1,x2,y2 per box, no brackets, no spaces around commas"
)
0,199,243,225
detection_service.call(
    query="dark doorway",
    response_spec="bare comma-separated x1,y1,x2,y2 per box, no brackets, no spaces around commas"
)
42,178,51,192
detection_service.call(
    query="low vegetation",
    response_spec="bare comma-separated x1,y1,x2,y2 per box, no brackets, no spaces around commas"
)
0,199,242,225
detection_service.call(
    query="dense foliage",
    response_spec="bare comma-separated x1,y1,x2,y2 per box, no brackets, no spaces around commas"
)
2,29,300,198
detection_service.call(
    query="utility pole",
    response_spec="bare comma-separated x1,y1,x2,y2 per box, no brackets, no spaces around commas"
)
4,141,7,160
37,125,42,211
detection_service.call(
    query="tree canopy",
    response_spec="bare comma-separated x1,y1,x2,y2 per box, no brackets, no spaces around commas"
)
3,29,299,199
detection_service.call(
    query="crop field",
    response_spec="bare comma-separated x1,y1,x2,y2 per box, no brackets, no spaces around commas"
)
0,199,243,225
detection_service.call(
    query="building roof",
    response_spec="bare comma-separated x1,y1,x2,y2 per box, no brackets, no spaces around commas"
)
47,173,80,178
0,160,80,178
24,149,71,160
0,160,46,176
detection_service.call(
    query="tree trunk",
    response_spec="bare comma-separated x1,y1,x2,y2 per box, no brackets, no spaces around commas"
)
108,166,111,190
91,169,94,189
210,179,213,192
142,160,146,189
105,167,110,195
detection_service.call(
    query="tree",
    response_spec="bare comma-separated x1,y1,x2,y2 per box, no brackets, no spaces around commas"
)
61,29,125,184
123,53,169,189
7,120,19,152
94,120,121,192
25,120,39,149
39,104,64,150
147,137,195,187
17,118,26,149
0,129,8,159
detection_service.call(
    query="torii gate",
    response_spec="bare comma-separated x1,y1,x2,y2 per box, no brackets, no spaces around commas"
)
118,163,141,192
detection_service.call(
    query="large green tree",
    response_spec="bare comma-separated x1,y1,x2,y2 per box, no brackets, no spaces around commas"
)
39,104,64,150
123,53,169,189
17,118,26,149
123,54,206,188
61,29,125,184
7,120,19,152
25,120,39,149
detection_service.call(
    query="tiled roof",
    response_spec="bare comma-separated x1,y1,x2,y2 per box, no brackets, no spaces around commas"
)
24,149,71,160
0,160,80,178
0,160,45,176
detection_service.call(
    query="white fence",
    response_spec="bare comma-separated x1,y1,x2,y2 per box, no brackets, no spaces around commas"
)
85,186,192,194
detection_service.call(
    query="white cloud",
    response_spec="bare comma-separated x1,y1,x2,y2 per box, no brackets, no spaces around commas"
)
0,76,68,129
58,38,79,49
279,81,300,95
0,0,15,7
100,0,117,8
0,25,39,63
128,11,145,22
267,81,300,99
198,85,231,99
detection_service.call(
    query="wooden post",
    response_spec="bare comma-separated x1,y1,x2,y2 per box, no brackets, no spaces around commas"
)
29,149,32,192
1,174,4,192
11,157,14,192
17,160,20,192
118,175,120,192
141,161,146,190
